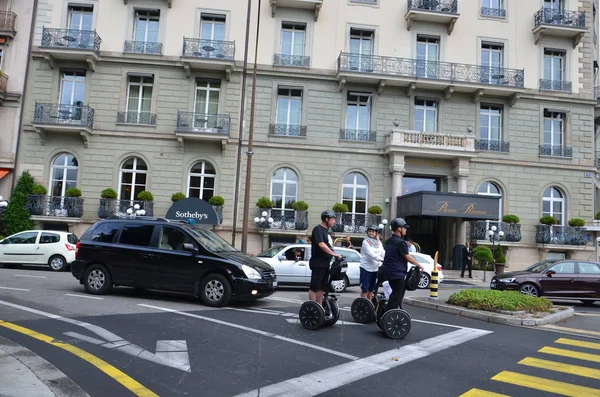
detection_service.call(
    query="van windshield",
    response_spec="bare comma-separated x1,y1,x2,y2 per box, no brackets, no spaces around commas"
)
187,227,237,253
256,246,282,258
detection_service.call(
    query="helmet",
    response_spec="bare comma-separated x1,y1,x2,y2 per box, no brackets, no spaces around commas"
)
366,224,378,233
321,210,337,222
390,217,409,231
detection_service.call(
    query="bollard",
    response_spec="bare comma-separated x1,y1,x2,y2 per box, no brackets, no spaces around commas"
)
429,251,439,301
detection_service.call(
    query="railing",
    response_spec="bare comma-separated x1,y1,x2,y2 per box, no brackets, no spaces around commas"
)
175,112,231,134
0,11,17,31
535,225,588,246
475,139,510,153
182,38,235,60
40,28,101,54
340,129,377,142
407,0,458,13
594,86,600,102
534,8,586,29
539,144,572,158
0,73,7,92
470,221,522,243
350,0,378,3
98,198,154,219
27,195,84,218
117,111,157,125
481,7,505,18
34,103,95,129
338,53,524,88
259,209,309,231
273,54,311,68
332,212,382,234
124,41,163,55
388,130,473,151
268,124,307,137
539,79,572,92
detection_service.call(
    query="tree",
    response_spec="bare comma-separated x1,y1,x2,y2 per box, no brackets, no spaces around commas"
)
2,171,34,236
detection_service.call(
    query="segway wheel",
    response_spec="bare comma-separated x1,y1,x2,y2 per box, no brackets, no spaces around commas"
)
323,298,340,327
299,301,325,330
351,297,375,323
381,309,411,340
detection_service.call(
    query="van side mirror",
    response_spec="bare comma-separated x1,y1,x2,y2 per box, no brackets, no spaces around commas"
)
277,254,286,261
182,243,199,254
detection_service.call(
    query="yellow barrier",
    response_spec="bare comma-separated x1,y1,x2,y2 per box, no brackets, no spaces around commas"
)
429,251,439,301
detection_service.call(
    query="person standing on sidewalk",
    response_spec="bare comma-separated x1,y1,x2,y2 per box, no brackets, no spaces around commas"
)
461,241,473,278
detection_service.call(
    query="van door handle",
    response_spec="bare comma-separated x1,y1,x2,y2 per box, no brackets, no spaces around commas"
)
141,253,158,259
298,263,306,266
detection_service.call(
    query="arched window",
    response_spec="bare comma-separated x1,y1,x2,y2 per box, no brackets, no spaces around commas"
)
119,157,147,201
188,161,216,201
270,167,298,209
477,181,502,221
543,186,564,225
342,172,368,214
50,153,78,197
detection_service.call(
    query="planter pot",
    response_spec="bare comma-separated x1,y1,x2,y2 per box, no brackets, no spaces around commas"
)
27,194,45,216
494,263,506,275
98,198,117,218
332,212,345,232
535,224,552,244
66,197,84,218
213,205,223,225
503,223,522,242
365,214,381,227
294,210,308,230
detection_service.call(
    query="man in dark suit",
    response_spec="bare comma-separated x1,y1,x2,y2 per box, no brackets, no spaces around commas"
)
461,241,473,278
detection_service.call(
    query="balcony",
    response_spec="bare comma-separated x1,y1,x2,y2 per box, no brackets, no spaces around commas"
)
470,221,522,243
384,129,476,159
123,0,172,8
331,213,383,234
340,129,376,142
117,111,157,126
98,198,154,219
480,7,505,18
0,72,7,105
594,86,600,103
535,225,589,246
27,195,84,219
533,8,586,48
475,139,510,153
0,11,17,38
268,124,307,137
124,41,163,55
337,53,524,104
175,111,231,150
181,38,235,80
269,0,323,21
273,54,311,68
39,28,102,71
539,144,572,158
258,209,309,231
33,103,95,148
405,0,459,35
539,79,572,92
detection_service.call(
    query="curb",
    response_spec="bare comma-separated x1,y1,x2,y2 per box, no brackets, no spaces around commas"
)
405,297,575,326
0,336,90,397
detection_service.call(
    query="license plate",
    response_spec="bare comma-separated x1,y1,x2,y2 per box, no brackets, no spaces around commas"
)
272,280,278,288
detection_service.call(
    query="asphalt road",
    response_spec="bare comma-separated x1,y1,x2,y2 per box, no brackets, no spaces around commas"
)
0,267,599,397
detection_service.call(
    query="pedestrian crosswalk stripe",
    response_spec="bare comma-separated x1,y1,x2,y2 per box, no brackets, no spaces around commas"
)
492,371,600,396
519,357,600,380
539,346,600,364
459,388,509,396
555,338,600,351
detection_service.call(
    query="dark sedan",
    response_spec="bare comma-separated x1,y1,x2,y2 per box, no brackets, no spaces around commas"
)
490,259,600,306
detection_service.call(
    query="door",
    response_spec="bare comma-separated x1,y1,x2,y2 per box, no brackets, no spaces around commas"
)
67,6,93,49
274,246,309,283
59,71,86,122
37,232,62,264
114,223,156,286
416,37,439,79
194,80,220,129
539,261,579,297
349,29,373,72
481,44,503,84
0,232,40,264
576,262,600,298
153,226,200,293
82,221,121,279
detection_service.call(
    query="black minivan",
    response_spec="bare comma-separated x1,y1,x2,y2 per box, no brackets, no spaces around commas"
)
71,217,277,307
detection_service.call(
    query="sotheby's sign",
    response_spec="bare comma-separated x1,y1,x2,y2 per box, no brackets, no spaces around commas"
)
165,197,219,224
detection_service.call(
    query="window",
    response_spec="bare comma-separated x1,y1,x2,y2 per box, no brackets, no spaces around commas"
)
543,0,563,11
345,92,371,139
270,168,298,210
416,36,439,79
342,172,368,214
119,157,148,201
481,43,503,84
279,23,306,66
334,248,361,263
89,223,119,243
579,262,600,274
118,224,155,247
60,70,86,106
68,5,93,30
276,87,302,135
4,232,38,244
481,0,505,17
542,186,564,225
348,29,374,71
414,99,437,132
479,105,503,150
543,49,566,90
188,161,216,201
200,14,225,41
158,226,194,251
50,153,78,197
477,181,502,222
543,110,564,148
67,234,79,244
194,80,220,129
549,261,575,274
40,233,60,244
126,75,154,124
133,10,159,43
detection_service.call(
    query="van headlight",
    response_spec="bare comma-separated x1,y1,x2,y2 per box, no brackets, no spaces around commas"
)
242,265,261,279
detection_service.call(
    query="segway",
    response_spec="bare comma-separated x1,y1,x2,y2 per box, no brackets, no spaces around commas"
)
299,257,348,330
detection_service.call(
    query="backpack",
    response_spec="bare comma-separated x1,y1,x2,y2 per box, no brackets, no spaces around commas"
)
329,257,348,281
405,266,422,291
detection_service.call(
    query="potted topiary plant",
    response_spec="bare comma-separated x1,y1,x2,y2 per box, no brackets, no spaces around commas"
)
473,245,493,273
255,196,274,224
28,184,48,216
136,191,154,216
291,200,309,230
332,203,348,232
567,217,587,245
98,188,118,218
171,192,186,203
494,244,507,275
594,212,600,226
501,214,521,242
366,205,382,228
536,215,558,244
65,187,83,218
209,196,225,224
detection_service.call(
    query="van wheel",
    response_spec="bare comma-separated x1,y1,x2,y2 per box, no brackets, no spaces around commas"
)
199,274,232,307
83,264,112,295
48,255,67,272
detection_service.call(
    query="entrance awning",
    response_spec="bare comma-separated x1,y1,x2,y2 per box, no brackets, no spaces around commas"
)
397,191,500,220
0,169,10,180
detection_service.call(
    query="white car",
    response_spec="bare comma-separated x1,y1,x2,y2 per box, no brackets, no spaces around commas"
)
0,230,78,271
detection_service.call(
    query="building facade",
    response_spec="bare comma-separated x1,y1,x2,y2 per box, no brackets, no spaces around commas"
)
13,0,600,268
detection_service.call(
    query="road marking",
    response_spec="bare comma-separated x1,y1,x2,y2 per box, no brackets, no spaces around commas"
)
459,389,509,397
155,340,190,368
285,319,362,326
555,337,600,351
234,327,492,397
0,319,158,397
65,293,104,300
519,357,600,379
14,274,47,279
539,346,600,364
0,286,30,291
492,371,600,396
539,324,600,337
575,312,600,317
139,303,359,361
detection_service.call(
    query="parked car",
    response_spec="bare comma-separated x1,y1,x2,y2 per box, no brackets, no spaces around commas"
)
408,252,444,289
71,218,277,307
490,259,600,305
0,230,78,271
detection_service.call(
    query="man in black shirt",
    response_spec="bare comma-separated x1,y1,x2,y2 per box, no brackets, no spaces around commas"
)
309,210,342,304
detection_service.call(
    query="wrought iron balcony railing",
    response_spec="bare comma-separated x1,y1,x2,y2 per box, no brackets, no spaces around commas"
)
273,54,311,68
98,199,154,219
27,195,84,218
470,221,522,243
539,144,572,158
481,7,505,18
535,225,588,246
475,139,510,153
338,53,525,88
534,8,586,29
539,79,572,92
176,112,231,134
594,86,600,102
117,111,157,125
0,11,17,31
40,28,101,54
0,72,7,92
340,129,377,142
331,212,383,234
182,38,235,60
268,124,307,137
34,103,95,129
351,0,378,3
407,0,458,13
257,209,309,231
124,41,163,55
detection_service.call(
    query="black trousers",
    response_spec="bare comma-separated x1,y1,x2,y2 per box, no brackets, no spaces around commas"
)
386,277,406,311
461,259,472,277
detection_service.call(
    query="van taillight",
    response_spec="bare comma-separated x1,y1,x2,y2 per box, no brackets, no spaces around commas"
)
75,242,81,258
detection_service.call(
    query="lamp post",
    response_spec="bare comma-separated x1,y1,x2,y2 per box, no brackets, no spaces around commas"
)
485,225,504,282
254,210,273,252
0,196,8,236
126,203,146,218
378,218,388,241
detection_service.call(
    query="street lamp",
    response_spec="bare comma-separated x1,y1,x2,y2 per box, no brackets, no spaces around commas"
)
126,203,146,217
254,210,273,251
485,225,504,282
378,218,388,241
